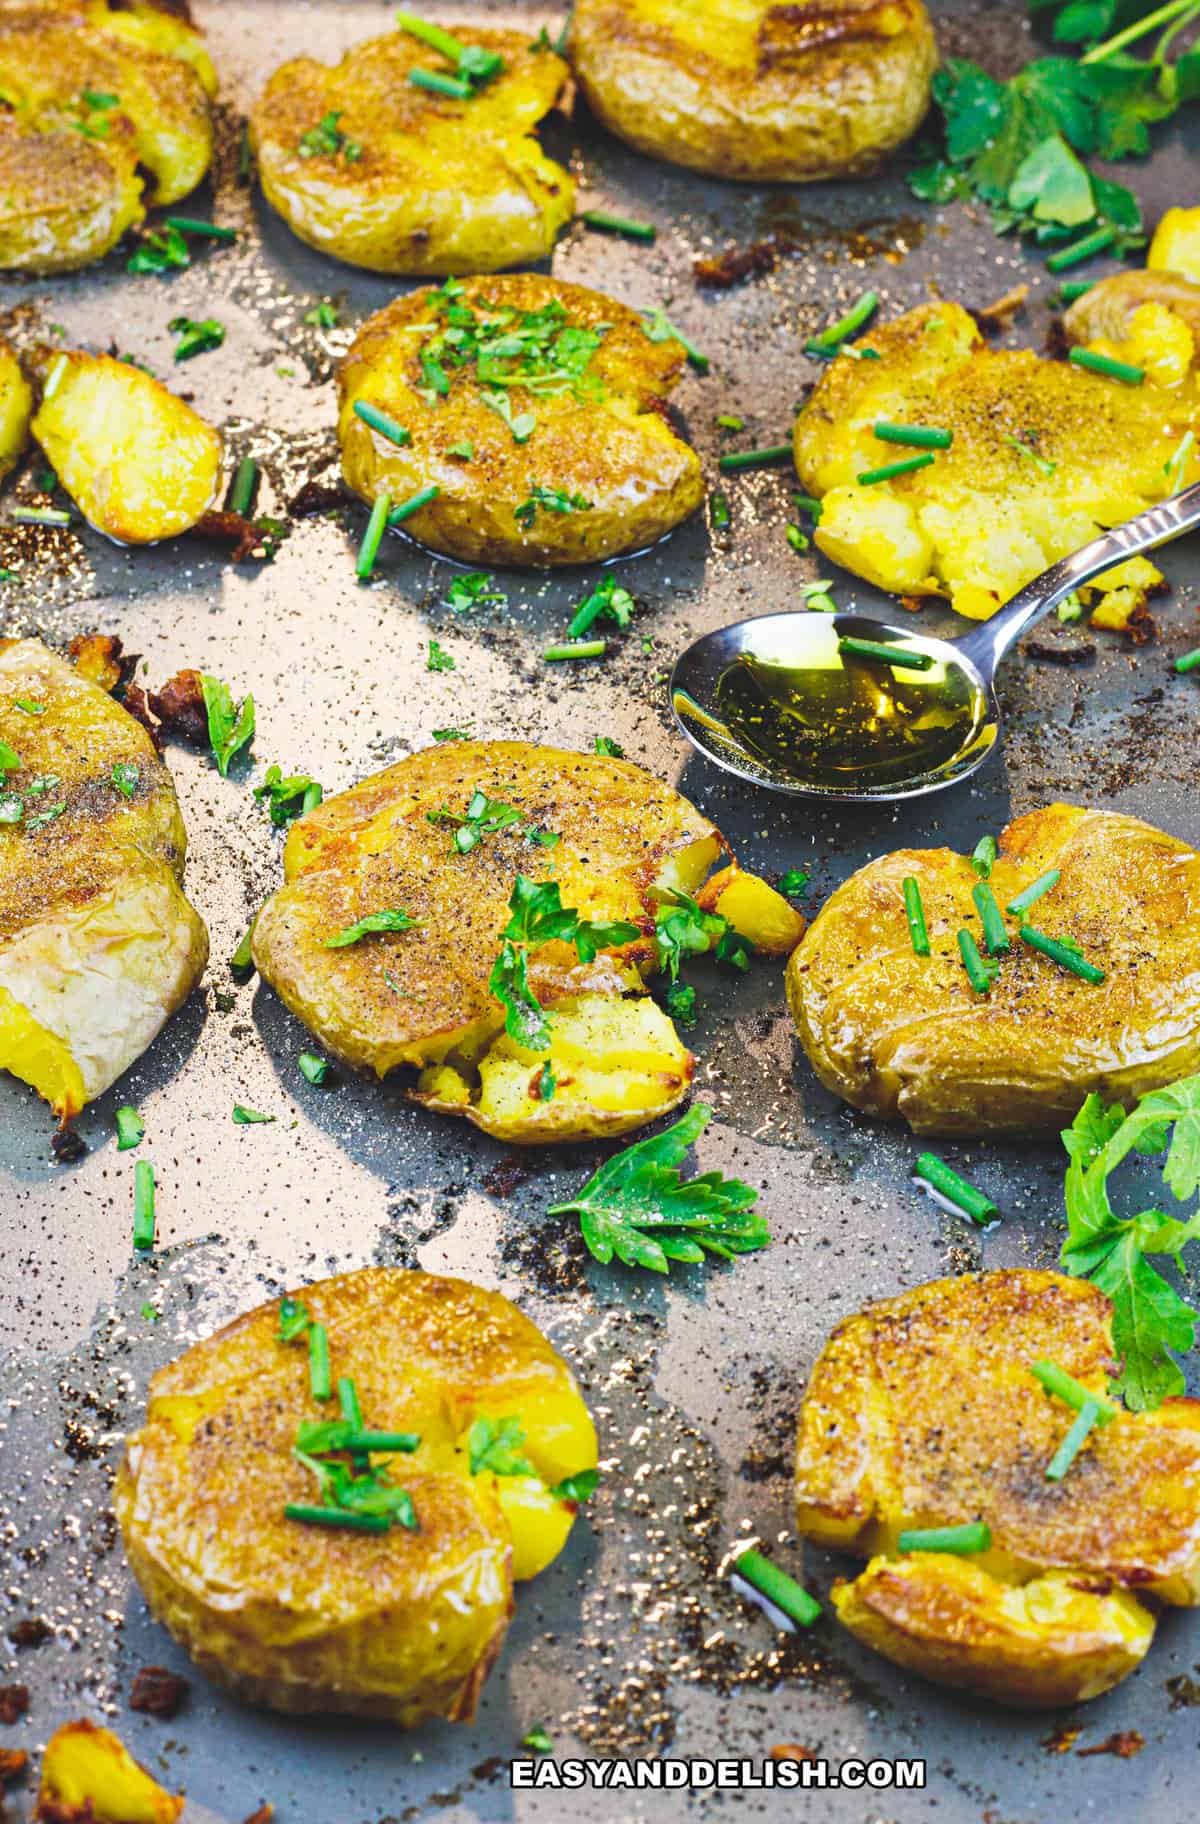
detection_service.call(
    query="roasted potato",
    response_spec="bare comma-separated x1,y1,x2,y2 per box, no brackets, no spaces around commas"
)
1148,204,1200,282
29,346,222,543
0,338,32,480
37,1719,183,1824
696,864,805,955
786,804,1200,1137
568,0,936,181
115,1267,598,1724
1064,272,1200,368
250,25,572,275
0,638,208,1121
793,301,1198,620
252,740,727,1143
795,1270,1200,1705
338,274,703,566
0,0,215,273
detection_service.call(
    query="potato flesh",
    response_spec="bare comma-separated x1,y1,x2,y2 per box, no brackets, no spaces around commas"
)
1148,205,1200,282
38,1720,183,1824
696,866,805,955
0,340,32,479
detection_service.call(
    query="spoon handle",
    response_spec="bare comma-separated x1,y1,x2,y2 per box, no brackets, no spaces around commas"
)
956,480,1200,680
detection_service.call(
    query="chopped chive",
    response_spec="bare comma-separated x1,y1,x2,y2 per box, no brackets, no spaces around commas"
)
642,308,708,372
838,636,934,672
580,210,656,242
356,494,390,579
972,834,998,879
1007,870,1060,916
716,414,745,432
163,216,236,242
1069,348,1144,385
409,67,472,97
972,882,1010,956
115,1105,145,1152
717,444,793,473
1046,1399,1102,1482
1030,1359,1117,1424
1057,279,1095,304
299,1051,330,1085
1174,648,1200,674
857,453,936,487
914,1152,998,1225
353,400,411,447
709,492,731,531
11,507,70,526
388,484,439,524
231,921,256,979
283,1503,389,1532
132,1160,156,1250
903,877,930,956
731,1549,821,1628
226,456,258,518
898,1521,991,1555
1046,225,1117,272
785,524,809,552
308,1323,331,1400
543,640,607,661
806,290,879,355
1020,924,1105,983
338,1376,363,1431
1006,436,1057,477
794,494,823,521
957,928,997,996
873,421,953,450
342,1430,421,1453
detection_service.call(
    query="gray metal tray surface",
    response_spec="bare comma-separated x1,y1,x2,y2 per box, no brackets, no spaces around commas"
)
1,2,1198,1820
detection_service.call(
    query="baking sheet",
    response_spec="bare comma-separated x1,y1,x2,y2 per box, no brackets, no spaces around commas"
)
1,2,1199,1819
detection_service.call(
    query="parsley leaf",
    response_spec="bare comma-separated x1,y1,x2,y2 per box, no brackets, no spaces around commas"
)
253,764,323,825
127,224,190,275
446,571,506,614
110,762,139,799
427,638,455,672
298,110,362,161
779,868,809,899
481,390,536,443
548,1103,769,1275
232,1104,275,1125
593,735,625,757
432,725,473,742
429,789,524,853
515,482,593,529
654,889,753,983
168,315,225,361
663,980,698,1027
304,300,340,328
488,878,641,1052
550,1468,600,1504
468,1414,535,1477
200,674,255,778
325,909,421,948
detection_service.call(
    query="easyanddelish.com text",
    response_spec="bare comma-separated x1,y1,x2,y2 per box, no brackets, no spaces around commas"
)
510,1756,927,1791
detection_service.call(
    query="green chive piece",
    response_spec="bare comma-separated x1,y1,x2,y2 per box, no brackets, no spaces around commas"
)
356,494,390,579
957,928,997,996
857,453,936,486
342,1430,422,1453
731,1549,821,1628
903,877,930,957
1069,348,1144,385
1007,870,1060,917
838,636,934,672
12,507,70,526
409,67,472,97
353,400,411,447
971,835,998,878
388,484,439,525
115,1106,145,1152
972,882,1010,956
794,494,823,520
231,921,256,979
1019,924,1105,983
717,444,793,473
543,640,607,661
1030,1359,1117,1425
898,1521,991,1554
873,421,953,450
1174,648,1200,675
164,216,236,242
1046,225,1117,272
226,456,258,518
299,1051,330,1085
338,1376,364,1432
709,492,731,531
642,308,708,372
806,290,879,355
14,700,44,715
308,1323,332,1400
914,1152,998,1226
1046,1399,1102,1482
1057,280,1095,304
132,1160,156,1250
283,1503,389,1533
580,210,656,242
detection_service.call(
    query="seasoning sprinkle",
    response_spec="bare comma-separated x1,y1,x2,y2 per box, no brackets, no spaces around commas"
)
1046,225,1117,272
1020,924,1105,983
972,881,1010,955
838,636,934,672
731,1549,821,1628
1069,348,1145,385
1030,1359,1117,1424
857,453,936,487
717,444,793,473
914,1152,998,1225
903,877,930,956
132,1160,156,1250
388,484,439,524
1007,870,1060,916
873,421,953,450
354,400,411,447
580,210,656,242
958,927,998,996
356,494,390,579
898,1521,991,1554
1046,1399,1102,1482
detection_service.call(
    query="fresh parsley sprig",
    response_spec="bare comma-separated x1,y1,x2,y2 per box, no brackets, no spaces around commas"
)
254,764,323,826
200,674,255,777
488,877,640,1053
654,888,752,983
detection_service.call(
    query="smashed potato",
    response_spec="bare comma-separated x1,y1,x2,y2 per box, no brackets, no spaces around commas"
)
0,0,215,273
30,346,222,543
793,301,1197,620
251,25,572,274
795,1270,1200,1705
116,1267,598,1723
338,273,703,566
568,0,936,181
37,1719,183,1824
0,639,208,1121
787,804,1200,1136
252,741,726,1143
0,338,32,480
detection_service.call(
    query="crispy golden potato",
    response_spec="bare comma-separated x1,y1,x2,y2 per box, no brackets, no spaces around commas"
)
0,338,32,480
338,273,703,567
0,638,208,1121
696,865,805,955
793,302,1198,620
787,804,1200,1137
29,346,222,543
115,1267,598,1724
251,25,572,275
568,0,936,181
795,1270,1200,1705
1148,204,1200,282
252,741,726,1143
37,1719,183,1824
0,0,215,273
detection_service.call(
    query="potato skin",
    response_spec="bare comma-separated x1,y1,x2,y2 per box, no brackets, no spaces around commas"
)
787,804,1200,1137
115,1267,598,1724
251,27,573,275
337,274,703,567
569,0,937,181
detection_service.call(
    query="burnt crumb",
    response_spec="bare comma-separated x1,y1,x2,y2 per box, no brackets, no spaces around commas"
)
737,1446,790,1483
898,594,925,613
188,509,272,564
7,1619,51,1649
149,670,207,747
694,234,796,288
1041,1725,1081,1753
497,1218,589,1297
50,1127,87,1165
289,478,349,517
1045,315,1070,359
471,1758,504,1784
67,632,134,694
242,1806,274,1824
1077,1729,1145,1759
130,1665,189,1719
120,683,163,751
1023,638,1096,666
0,1688,28,1725
769,1744,816,1762
0,1749,25,1783
1166,1671,1200,1708
36,1804,98,1823
482,1155,533,1199
970,283,1030,336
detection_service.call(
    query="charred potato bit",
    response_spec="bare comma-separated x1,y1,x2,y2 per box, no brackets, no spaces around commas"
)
569,0,937,182
338,274,703,566
794,302,1197,620
37,1718,183,1823
252,740,726,1143
795,1270,1200,1705
787,804,1200,1137
115,1268,598,1724
250,26,572,275
0,338,32,480
30,347,222,544
0,639,208,1121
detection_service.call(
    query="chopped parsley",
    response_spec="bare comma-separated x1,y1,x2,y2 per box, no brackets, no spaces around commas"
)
426,638,455,672
446,571,506,613
467,1414,535,1477
115,1105,145,1151
550,1468,600,1504
481,390,536,443
200,675,255,777
297,111,362,160
778,868,810,899
298,1051,331,1085
254,764,323,826
397,12,505,96
429,790,524,853
110,762,139,799
663,980,698,1027
417,281,607,418
432,726,473,742
538,1061,556,1100
304,300,340,328
232,1104,275,1125
514,482,593,529
489,877,640,1053
654,888,752,983
168,316,225,361
325,909,420,949
642,307,709,372
567,575,635,638
593,735,625,757
126,224,190,276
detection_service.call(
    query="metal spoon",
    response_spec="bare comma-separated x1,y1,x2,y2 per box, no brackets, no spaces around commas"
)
671,481,1200,802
